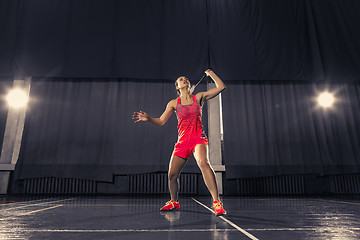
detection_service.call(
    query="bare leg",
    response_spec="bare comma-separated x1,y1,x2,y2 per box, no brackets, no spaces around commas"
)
193,144,219,201
168,153,187,201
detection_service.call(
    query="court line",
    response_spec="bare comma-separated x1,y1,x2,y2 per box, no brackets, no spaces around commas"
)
0,204,65,221
0,197,58,207
192,198,259,240
1,198,75,211
246,227,360,231
317,198,360,206
22,205,63,215
309,213,354,216
1,227,360,233
0,229,238,233
63,204,185,207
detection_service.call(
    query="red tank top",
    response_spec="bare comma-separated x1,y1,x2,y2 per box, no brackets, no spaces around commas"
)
175,95,206,143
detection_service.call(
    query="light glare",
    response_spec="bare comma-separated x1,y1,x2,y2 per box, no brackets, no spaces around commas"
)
318,92,334,108
6,89,29,108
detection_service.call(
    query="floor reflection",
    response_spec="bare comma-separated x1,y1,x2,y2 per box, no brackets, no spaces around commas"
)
212,227,230,240
311,212,360,240
160,210,231,240
160,211,181,223
0,196,358,240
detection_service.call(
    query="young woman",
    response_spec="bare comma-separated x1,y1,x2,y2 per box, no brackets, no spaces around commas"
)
133,69,226,216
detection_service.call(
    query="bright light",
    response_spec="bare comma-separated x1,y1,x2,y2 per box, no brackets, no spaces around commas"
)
317,92,334,108
6,89,29,108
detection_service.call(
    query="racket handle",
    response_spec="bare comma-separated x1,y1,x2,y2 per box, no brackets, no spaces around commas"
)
191,71,210,93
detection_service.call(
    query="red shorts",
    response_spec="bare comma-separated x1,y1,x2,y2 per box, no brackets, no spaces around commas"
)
173,137,208,159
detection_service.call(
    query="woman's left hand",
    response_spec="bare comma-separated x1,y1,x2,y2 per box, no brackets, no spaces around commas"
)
205,69,213,76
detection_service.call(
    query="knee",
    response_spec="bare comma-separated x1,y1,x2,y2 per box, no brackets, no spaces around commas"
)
168,171,179,182
197,158,210,170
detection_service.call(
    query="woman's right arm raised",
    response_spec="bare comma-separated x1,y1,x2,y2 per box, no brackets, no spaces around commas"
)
133,100,176,126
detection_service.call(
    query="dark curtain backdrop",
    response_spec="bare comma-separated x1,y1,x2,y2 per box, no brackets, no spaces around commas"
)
0,79,13,149
0,0,359,81
14,79,360,181
1,0,360,181
223,81,360,178
15,78,207,181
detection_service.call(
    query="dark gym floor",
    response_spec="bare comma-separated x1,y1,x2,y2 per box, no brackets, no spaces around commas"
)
0,195,360,240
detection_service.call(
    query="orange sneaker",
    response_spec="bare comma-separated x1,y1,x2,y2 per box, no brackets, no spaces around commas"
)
213,200,226,216
160,200,180,211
